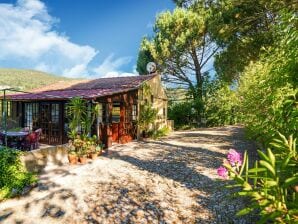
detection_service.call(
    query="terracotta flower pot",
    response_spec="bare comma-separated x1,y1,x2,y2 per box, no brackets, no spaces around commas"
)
91,153,98,160
79,156,88,164
68,154,78,165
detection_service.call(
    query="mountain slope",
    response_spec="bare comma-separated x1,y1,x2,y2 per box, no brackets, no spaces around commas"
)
0,68,71,91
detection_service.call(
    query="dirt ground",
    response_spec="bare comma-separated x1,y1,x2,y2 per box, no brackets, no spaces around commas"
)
0,126,258,224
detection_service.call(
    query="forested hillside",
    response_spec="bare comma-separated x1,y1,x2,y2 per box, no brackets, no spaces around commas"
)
0,68,70,91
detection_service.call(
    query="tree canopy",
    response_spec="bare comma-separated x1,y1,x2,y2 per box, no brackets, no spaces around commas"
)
138,7,218,122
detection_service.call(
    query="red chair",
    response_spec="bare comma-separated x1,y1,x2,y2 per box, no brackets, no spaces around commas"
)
22,132,38,151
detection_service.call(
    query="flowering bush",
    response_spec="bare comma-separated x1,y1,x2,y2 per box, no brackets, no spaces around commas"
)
218,133,298,223
68,135,102,157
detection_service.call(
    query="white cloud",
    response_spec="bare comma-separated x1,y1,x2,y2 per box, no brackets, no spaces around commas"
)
0,0,97,77
93,54,135,78
0,0,136,78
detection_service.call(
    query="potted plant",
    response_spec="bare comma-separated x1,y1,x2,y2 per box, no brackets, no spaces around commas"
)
68,149,78,165
84,135,98,160
67,140,78,165
78,147,88,164
95,143,103,156
66,97,100,163
73,137,87,164
89,145,98,160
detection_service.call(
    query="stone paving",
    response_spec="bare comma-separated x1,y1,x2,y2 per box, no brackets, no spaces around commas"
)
0,126,258,223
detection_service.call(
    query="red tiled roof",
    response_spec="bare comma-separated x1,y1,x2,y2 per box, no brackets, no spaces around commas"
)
6,74,157,101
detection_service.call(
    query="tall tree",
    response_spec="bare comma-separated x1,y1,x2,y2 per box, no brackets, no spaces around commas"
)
136,38,155,75
139,7,219,122
173,0,297,82
209,0,298,82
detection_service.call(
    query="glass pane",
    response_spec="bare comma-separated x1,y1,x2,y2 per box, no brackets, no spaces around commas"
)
112,103,120,122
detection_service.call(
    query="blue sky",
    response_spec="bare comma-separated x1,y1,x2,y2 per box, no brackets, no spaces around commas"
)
0,0,174,78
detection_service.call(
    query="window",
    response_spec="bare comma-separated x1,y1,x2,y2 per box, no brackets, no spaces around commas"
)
51,103,59,123
163,107,166,118
132,104,137,121
125,106,132,123
7,101,11,117
151,95,154,104
24,103,39,130
97,103,103,123
112,103,120,123
0,100,12,118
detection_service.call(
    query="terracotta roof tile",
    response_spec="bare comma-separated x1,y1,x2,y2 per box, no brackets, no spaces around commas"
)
6,74,156,100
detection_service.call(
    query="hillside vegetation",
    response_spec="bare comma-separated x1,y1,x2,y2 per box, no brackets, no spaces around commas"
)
0,68,71,91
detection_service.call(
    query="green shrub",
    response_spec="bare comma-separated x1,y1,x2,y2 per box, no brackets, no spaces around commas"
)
138,103,158,133
237,12,298,144
151,126,171,139
218,133,298,223
0,147,37,200
168,101,196,129
205,84,240,127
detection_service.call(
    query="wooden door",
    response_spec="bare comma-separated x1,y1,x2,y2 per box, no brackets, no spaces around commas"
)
111,123,119,142
39,103,50,144
39,103,61,145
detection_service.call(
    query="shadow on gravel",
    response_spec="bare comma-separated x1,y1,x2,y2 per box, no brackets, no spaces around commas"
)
0,210,13,222
1,169,79,223
108,126,258,223
112,152,215,190
84,180,170,223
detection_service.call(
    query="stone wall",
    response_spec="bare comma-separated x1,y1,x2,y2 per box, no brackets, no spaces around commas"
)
21,145,68,173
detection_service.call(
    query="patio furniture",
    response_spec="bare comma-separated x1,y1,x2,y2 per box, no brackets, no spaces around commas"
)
0,131,29,148
2,131,29,137
21,132,38,151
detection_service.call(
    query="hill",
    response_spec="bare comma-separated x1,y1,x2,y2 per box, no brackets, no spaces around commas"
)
0,68,71,91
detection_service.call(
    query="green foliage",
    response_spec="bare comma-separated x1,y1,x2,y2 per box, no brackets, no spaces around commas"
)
0,147,37,200
0,68,71,91
222,133,298,223
67,97,99,138
138,7,218,122
136,39,155,75
237,12,298,143
205,84,240,126
69,135,99,157
209,0,298,82
168,101,196,129
138,103,158,132
150,126,171,139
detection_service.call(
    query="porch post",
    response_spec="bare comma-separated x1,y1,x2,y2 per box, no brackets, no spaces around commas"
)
2,90,8,147
96,103,102,141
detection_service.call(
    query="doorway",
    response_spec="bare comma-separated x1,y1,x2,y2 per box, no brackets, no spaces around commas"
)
39,103,62,145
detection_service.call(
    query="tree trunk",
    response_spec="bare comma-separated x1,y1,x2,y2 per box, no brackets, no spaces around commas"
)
191,48,204,125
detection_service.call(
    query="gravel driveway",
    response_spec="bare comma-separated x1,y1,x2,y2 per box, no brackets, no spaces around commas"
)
0,126,258,223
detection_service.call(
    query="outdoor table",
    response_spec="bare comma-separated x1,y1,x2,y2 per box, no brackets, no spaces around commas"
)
0,131,29,148
1,131,29,137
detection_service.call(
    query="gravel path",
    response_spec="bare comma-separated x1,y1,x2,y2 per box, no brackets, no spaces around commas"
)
0,126,258,223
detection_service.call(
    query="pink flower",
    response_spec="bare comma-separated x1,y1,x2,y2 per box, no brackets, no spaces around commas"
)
217,166,228,179
227,149,242,166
